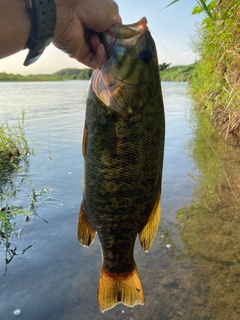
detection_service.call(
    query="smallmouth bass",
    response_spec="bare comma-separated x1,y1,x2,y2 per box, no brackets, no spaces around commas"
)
78,17,165,312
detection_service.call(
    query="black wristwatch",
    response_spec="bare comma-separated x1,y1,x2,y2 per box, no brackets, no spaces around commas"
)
24,0,56,66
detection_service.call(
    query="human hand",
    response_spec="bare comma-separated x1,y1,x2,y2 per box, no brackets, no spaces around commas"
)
53,0,121,69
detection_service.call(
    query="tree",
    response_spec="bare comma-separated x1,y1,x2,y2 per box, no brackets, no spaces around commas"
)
159,63,171,71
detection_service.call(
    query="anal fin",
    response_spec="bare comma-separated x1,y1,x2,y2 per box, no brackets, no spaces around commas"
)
77,202,96,247
98,263,144,312
139,193,161,252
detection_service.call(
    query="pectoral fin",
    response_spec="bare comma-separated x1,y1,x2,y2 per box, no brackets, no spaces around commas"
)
91,69,132,115
77,202,96,247
139,194,161,252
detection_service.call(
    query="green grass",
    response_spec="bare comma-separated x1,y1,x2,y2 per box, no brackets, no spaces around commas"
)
190,0,240,137
0,113,29,184
0,115,31,269
0,115,47,273
162,1,240,137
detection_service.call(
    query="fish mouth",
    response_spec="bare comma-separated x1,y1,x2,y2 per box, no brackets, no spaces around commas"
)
93,17,150,115
101,17,148,49
114,17,148,39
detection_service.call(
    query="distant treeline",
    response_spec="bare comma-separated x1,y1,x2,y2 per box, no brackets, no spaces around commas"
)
0,68,93,81
0,64,196,82
160,63,196,82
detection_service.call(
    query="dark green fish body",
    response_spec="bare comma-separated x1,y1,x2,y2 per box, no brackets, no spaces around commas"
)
78,17,165,312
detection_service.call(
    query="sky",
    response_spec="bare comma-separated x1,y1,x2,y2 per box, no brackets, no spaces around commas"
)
0,0,203,75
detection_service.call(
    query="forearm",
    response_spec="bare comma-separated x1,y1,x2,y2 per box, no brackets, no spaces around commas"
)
0,0,30,58
0,0,70,60
0,0,120,68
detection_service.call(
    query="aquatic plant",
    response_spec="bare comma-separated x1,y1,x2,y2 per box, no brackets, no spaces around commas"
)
0,114,47,273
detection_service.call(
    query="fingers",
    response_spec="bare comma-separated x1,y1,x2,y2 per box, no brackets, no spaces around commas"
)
74,34,107,69
90,33,107,65
77,0,120,32
53,0,121,68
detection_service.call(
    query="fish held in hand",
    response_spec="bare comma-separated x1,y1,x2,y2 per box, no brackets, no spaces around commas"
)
78,17,165,312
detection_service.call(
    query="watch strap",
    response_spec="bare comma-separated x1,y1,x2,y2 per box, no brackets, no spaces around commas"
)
24,0,56,66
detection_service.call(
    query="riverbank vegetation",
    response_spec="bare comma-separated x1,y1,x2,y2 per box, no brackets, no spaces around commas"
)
190,0,240,140
0,117,30,268
0,65,195,82
0,116,47,272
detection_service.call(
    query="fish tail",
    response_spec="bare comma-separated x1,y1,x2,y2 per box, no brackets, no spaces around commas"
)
98,263,144,312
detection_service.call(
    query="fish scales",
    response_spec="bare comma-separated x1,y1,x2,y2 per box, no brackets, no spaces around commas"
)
78,17,165,312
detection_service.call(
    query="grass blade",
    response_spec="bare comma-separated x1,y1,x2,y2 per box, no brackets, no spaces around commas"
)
158,0,180,13
197,0,213,19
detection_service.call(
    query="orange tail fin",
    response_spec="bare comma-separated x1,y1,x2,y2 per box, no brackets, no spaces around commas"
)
98,264,144,312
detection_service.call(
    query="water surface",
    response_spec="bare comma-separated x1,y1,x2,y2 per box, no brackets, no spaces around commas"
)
0,81,239,320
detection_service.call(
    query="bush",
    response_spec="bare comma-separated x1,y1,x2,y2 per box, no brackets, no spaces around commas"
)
190,0,240,137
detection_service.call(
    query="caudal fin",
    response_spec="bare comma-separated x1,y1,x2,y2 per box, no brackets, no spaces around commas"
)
98,264,144,312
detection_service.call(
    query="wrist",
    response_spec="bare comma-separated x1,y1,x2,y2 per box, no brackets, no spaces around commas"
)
24,0,57,66
20,0,32,50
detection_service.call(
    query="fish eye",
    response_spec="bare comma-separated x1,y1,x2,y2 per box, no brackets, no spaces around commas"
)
140,50,152,64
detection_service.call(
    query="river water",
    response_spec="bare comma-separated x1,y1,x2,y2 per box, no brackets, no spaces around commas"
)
0,81,239,320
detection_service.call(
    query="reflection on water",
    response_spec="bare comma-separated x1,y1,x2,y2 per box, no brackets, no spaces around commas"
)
177,112,240,320
0,81,239,319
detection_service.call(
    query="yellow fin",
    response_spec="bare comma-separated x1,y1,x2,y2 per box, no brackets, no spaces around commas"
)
98,264,144,312
77,202,96,247
139,194,161,252
82,122,87,158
